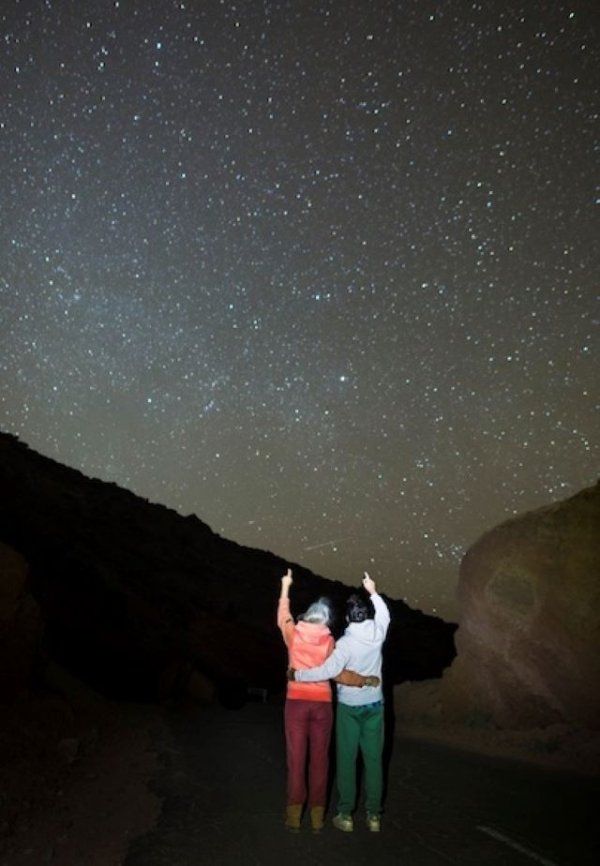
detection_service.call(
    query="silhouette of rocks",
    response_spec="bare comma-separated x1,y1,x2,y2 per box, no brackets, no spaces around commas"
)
0,541,44,699
0,661,161,864
0,432,456,705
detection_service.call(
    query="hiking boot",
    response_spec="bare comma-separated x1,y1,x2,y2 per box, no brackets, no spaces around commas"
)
366,813,381,832
310,806,325,832
285,804,302,832
332,813,354,832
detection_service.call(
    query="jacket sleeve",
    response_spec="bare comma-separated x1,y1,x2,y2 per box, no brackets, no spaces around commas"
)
295,641,350,682
372,592,391,639
277,597,295,648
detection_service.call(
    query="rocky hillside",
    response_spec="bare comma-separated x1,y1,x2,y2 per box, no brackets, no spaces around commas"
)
0,432,456,706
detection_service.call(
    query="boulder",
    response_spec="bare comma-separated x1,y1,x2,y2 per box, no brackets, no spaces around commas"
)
445,481,600,729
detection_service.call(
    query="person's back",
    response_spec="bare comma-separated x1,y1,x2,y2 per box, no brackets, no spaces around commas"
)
332,590,389,708
293,573,390,832
279,595,334,703
277,571,334,831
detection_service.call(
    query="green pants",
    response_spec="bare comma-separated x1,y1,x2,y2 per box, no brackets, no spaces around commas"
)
336,701,384,816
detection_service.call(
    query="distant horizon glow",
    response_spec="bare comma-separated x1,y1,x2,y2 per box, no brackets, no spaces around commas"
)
1,1,597,619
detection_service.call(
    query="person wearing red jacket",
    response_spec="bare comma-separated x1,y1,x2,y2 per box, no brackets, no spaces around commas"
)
277,568,376,832
289,573,390,833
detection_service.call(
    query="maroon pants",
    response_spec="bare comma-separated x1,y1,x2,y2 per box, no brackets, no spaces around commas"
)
284,699,333,806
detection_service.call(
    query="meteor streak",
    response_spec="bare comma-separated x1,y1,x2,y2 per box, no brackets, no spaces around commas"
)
304,537,352,551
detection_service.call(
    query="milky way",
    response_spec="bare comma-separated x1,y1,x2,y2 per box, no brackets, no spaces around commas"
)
1,0,597,618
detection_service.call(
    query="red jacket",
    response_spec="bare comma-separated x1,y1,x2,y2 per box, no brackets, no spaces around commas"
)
278,597,334,701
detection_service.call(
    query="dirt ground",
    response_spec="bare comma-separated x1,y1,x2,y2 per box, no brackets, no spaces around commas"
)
0,667,163,866
396,719,600,778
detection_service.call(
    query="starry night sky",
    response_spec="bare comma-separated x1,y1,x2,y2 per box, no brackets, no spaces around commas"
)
1,0,598,618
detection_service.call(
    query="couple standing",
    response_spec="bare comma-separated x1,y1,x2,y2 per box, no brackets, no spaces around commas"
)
277,568,390,833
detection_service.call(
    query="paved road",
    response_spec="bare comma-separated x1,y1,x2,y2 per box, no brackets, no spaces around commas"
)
124,700,599,866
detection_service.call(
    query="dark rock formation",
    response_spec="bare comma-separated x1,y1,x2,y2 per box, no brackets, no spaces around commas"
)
395,482,600,744
0,541,44,698
0,432,456,703
443,481,600,729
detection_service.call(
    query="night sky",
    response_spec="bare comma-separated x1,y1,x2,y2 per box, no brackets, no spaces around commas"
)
1,0,597,619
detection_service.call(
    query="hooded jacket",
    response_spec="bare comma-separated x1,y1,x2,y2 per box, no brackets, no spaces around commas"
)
278,597,334,702
294,593,390,706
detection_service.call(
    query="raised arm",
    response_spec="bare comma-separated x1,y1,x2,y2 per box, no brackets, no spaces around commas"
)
363,572,390,638
277,568,295,647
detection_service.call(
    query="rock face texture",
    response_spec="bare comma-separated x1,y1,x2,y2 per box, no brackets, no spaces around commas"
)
443,481,600,729
0,541,44,698
0,433,456,703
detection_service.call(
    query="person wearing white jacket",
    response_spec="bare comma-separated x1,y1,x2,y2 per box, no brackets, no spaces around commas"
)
289,573,390,833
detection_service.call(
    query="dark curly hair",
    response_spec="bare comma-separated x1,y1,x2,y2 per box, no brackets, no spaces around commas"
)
346,592,374,623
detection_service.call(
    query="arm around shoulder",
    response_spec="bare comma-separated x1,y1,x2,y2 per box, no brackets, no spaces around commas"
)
295,644,349,683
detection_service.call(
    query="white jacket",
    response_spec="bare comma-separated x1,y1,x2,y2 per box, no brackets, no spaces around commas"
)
295,593,390,706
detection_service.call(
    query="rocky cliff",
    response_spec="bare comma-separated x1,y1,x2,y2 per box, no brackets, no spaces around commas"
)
0,432,456,705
